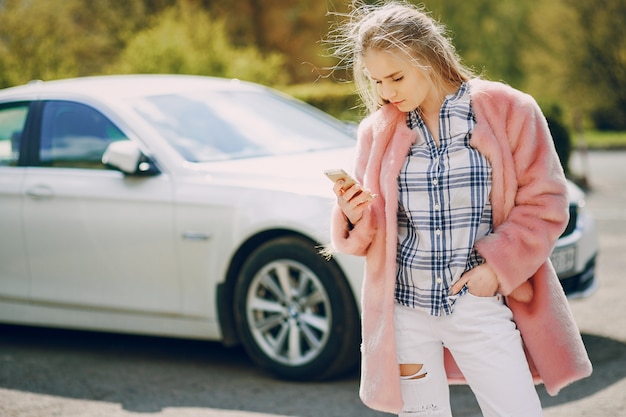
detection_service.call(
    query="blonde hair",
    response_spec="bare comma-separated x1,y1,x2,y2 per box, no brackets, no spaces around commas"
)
328,1,474,114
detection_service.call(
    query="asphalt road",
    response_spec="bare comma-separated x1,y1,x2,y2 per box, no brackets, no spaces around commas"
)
1,150,625,417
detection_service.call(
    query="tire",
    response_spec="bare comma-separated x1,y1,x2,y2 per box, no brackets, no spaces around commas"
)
233,236,360,381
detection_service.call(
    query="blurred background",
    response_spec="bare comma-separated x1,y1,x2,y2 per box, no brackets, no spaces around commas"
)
1,0,625,158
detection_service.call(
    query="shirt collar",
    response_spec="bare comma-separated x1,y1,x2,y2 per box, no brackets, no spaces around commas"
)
406,82,471,130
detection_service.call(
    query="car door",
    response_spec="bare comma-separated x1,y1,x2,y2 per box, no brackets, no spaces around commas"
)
0,102,30,301
22,100,181,314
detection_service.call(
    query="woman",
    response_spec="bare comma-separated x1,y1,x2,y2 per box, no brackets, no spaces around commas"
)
327,2,592,416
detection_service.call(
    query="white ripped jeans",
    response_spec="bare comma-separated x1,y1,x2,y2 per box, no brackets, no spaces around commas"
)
394,293,542,417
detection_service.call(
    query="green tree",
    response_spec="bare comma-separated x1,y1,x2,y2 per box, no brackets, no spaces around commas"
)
422,0,532,87
567,0,626,129
107,2,288,86
521,0,626,130
521,1,573,101
0,0,152,87
207,0,342,83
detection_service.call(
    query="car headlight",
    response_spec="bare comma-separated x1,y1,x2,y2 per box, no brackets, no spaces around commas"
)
561,199,585,238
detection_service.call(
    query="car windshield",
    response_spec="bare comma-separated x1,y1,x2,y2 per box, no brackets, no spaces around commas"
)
129,89,356,162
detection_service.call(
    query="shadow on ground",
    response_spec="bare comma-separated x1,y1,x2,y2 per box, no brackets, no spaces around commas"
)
449,333,626,415
0,325,623,416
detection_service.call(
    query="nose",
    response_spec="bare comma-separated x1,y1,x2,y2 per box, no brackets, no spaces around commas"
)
380,82,396,101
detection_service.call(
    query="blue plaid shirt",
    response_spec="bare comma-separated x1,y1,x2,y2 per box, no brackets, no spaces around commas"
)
395,83,493,316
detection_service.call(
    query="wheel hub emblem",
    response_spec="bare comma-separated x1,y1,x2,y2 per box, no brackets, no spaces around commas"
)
287,304,299,319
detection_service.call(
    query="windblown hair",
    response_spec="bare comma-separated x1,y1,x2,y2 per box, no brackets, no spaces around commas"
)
328,1,475,114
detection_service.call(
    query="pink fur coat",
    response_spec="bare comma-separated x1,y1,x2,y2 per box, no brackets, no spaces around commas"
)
330,78,592,414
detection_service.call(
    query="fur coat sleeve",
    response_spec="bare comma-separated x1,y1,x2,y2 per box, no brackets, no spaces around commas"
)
470,79,592,395
470,80,569,300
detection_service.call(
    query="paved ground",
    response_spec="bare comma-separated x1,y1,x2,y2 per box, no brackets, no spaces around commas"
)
0,150,625,417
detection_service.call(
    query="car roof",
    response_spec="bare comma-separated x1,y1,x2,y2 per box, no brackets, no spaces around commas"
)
0,74,264,101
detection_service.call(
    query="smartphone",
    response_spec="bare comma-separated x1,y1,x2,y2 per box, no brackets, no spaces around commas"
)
324,168,357,189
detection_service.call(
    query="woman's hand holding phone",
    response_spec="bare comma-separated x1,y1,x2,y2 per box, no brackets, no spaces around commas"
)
324,169,377,226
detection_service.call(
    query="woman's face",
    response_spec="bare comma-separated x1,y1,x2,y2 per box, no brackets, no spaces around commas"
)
362,48,437,114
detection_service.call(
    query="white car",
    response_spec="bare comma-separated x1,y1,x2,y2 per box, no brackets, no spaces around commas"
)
0,75,598,380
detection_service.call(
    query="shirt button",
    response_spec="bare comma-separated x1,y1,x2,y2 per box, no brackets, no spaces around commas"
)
436,277,443,284
434,204,440,210
432,179,438,186
435,229,441,236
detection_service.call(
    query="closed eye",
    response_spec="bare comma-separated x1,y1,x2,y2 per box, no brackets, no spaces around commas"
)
374,76,403,85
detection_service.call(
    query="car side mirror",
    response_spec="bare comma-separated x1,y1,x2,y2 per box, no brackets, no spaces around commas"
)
102,141,160,176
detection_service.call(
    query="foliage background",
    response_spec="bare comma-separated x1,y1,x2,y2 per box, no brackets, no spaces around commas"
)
0,0,624,130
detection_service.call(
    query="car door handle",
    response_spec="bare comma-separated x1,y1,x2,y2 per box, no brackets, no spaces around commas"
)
182,231,212,241
25,185,55,200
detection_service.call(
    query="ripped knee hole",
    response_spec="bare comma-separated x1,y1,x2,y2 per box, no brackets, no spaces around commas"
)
400,363,427,380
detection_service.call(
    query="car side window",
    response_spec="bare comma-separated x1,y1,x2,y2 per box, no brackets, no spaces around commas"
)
0,103,29,167
40,101,128,169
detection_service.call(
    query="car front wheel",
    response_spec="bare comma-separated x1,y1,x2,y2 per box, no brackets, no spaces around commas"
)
233,236,360,380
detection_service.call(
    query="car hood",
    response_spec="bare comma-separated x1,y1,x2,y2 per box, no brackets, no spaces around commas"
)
188,146,357,198
187,147,587,202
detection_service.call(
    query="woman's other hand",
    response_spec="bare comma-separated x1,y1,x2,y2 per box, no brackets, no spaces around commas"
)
450,263,499,297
